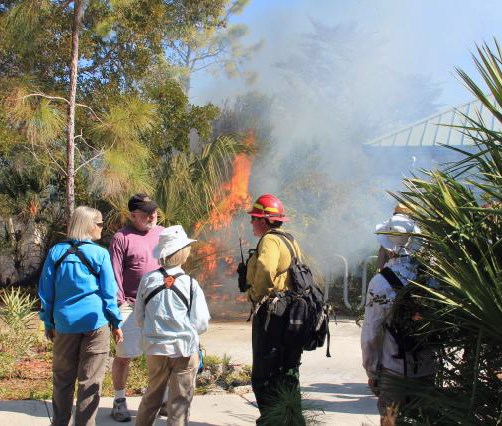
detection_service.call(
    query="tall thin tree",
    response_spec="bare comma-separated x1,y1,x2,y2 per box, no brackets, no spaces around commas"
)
66,0,86,219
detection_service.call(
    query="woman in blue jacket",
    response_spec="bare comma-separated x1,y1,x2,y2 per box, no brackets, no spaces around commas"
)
39,206,123,426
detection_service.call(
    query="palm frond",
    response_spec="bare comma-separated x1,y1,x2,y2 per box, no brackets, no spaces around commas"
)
387,40,502,423
155,134,247,231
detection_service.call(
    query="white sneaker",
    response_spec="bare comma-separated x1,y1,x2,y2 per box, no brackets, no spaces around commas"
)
111,397,132,422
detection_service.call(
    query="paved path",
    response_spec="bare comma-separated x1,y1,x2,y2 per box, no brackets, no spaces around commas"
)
0,320,380,425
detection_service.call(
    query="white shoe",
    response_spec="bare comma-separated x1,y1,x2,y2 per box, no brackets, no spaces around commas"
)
111,397,132,422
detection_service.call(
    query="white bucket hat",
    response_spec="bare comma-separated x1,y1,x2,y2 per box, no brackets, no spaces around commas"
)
375,213,421,255
153,225,197,259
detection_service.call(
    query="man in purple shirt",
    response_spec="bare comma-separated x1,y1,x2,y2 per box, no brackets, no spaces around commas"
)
110,193,164,422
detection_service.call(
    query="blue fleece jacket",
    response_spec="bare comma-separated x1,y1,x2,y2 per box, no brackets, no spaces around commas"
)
38,240,122,333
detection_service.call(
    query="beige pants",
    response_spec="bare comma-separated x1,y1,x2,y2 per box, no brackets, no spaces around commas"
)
51,325,110,426
136,353,199,426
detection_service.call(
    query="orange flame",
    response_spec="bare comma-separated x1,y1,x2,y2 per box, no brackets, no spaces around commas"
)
192,130,255,318
207,131,254,230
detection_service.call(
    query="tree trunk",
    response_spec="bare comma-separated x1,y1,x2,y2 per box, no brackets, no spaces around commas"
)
66,0,86,223
183,45,192,95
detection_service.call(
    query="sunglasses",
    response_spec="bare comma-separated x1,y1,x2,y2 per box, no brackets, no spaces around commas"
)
95,222,104,228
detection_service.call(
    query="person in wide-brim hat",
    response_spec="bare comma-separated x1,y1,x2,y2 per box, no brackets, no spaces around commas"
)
363,211,432,424
375,213,421,256
134,224,209,426
153,225,197,260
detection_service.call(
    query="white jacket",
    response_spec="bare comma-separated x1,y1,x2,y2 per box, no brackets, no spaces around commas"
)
135,265,210,357
361,256,434,378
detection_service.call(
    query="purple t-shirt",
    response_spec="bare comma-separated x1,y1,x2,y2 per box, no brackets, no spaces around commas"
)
109,224,164,305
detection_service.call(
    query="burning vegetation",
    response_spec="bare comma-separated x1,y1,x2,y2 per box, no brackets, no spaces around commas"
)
191,131,256,319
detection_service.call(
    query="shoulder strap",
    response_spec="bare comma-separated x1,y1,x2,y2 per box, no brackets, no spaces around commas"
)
54,241,99,278
144,269,187,309
380,267,404,291
269,230,299,263
189,277,194,313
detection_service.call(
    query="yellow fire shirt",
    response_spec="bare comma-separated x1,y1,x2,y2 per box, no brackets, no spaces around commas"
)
246,230,302,303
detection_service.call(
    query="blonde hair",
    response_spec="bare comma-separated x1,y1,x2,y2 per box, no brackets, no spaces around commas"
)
160,245,191,268
67,206,101,240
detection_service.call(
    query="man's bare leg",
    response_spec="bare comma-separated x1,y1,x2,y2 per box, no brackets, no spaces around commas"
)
112,357,131,391
111,357,132,422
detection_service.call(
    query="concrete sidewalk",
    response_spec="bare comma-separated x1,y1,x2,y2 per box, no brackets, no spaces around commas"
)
0,321,380,425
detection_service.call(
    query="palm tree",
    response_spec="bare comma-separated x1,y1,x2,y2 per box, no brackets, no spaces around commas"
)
155,135,248,232
391,40,502,424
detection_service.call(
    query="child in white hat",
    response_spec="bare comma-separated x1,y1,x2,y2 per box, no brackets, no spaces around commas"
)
134,225,210,425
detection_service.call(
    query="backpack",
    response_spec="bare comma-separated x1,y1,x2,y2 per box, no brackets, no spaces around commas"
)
268,231,331,357
54,241,99,277
45,241,99,328
380,266,427,376
144,268,204,374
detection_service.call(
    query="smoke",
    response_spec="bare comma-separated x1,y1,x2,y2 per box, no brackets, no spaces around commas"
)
190,0,502,277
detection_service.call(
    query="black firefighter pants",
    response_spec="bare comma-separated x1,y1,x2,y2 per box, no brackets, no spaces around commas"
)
251,304,303,422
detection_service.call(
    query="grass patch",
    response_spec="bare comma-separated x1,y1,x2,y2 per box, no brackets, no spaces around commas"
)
0,349,53,399
0,289,251,400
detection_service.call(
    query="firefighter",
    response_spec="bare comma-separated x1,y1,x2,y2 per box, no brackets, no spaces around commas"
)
245,194,305,425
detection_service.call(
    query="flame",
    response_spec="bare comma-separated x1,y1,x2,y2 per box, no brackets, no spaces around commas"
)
207,131,254,230
192,130,255,318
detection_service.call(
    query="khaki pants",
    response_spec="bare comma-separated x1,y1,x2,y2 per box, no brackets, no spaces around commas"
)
136,353,199,426
51,325,110,426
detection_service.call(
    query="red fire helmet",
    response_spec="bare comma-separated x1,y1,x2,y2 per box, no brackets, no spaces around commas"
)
247,194,289,222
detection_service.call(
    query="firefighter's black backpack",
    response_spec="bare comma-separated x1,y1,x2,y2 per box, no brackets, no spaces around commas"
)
269,231,331,357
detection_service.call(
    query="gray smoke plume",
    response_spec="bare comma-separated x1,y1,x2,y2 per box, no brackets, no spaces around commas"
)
191,0,502,280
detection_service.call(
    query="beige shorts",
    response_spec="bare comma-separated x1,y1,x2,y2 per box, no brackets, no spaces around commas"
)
115,303,143,359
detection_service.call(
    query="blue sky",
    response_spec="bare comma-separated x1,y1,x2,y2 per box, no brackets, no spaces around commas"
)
191,0,502,111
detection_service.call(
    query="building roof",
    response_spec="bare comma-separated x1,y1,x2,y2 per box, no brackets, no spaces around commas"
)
366,95,501,148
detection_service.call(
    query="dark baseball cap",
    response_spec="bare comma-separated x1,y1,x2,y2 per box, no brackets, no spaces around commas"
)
128,193,158,213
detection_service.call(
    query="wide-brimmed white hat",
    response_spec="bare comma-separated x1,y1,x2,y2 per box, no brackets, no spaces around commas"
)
153,225,197,259
375,213,421,255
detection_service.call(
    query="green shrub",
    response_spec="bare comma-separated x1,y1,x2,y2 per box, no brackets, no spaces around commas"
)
202,354,224,377
0,287,37,329
0,351,15,379
259,380,323,426
196,353,251,392
224,368,251,388
0,287,39,359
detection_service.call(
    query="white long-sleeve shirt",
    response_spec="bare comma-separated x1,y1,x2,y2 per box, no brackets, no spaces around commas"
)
361,256,434,378
135,265,210,357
